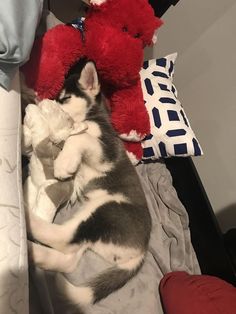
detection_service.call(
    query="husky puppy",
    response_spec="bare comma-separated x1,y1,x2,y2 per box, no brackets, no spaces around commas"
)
27,59,151,308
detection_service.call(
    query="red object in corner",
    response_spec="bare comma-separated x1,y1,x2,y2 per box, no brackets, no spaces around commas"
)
159,271,236,314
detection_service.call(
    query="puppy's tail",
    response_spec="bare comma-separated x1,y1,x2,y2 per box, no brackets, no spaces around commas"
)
56,256,143,306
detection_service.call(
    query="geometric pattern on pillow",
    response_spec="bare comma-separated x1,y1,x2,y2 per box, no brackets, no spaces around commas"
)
140,53,203,160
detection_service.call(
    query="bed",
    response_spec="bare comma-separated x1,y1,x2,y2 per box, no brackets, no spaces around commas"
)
0,1,235,314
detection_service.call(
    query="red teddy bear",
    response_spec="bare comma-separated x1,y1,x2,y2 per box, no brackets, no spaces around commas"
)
22,0,162,163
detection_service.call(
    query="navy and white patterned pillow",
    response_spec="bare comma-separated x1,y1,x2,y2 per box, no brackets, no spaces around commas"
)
141,53,203,160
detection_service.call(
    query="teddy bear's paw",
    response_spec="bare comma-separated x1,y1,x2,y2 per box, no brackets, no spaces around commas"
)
119,130,144,142
24,108,50,144
126,151,140,165
24,104,42,129
24,104,50,140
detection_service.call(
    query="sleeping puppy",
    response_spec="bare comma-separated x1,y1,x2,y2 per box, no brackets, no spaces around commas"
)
26,59,151,309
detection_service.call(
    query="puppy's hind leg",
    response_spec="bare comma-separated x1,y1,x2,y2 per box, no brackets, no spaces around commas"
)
28,241,83,273
26,210,77,254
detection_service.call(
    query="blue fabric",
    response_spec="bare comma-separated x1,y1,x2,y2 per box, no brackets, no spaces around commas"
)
159,97,177,104
168,110,180,121
0,0,43,90
152,108,161,128
144,78,154,96
174,143,188,155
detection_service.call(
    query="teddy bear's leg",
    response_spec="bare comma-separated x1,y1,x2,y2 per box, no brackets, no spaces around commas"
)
24,104,50,146
32,180,74,222
32,181,59,222
124,141,143,165
110,80,150,141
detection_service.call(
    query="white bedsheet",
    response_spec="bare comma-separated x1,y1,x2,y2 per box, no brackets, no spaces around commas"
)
0,71,28,314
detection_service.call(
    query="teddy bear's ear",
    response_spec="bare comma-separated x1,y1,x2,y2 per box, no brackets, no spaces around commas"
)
78,61,100,96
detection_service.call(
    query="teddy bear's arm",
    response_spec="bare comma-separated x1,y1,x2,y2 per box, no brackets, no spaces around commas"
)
110,80,150,141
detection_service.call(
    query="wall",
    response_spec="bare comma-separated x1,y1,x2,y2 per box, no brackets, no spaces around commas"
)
152,0,236,232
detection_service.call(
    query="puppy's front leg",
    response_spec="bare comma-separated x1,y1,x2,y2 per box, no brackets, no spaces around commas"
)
54,136,83,180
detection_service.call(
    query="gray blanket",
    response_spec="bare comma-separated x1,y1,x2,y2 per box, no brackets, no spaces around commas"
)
30,161,200,314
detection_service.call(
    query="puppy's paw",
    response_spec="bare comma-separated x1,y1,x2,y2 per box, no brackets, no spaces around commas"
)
54,157,78,180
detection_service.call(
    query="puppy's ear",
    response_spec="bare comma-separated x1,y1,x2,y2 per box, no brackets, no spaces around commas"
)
78,61,100,97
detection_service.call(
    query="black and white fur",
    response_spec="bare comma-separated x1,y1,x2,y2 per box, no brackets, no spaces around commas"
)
27,59,151,308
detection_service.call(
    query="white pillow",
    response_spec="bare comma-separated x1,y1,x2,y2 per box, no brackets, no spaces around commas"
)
141,53,203,160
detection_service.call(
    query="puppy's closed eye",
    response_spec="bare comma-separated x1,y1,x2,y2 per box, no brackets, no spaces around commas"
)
58,96,71,104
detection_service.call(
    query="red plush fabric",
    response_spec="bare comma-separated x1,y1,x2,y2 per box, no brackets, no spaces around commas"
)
82,0,163,145
85,19,144,87
21,0,163,161
160,271,236,314
22,25,84,99
124,141,143,162
110,81,149,137
87,0,161,47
